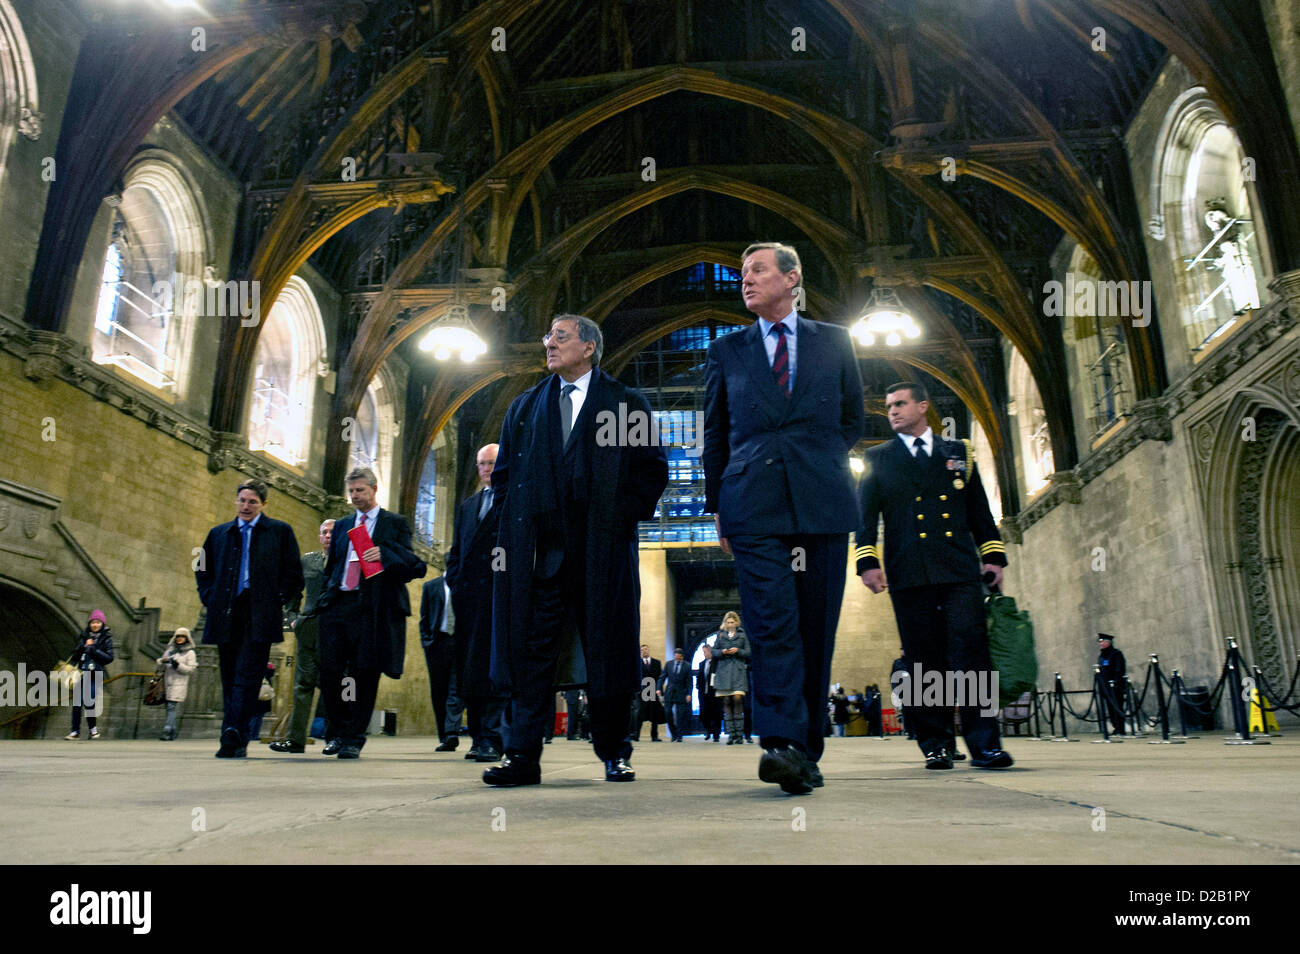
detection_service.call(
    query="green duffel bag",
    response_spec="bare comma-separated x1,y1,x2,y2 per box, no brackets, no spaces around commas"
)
986,592,1037,706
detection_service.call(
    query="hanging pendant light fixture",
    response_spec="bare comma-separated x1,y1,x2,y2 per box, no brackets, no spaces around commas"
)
851,286,922,347
419,301,487,362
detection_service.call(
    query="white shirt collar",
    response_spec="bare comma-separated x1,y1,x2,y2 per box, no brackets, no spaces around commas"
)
239,513,262,529
559,367,594,394
355,504,381,524
899,427,935,456
758,309,798,337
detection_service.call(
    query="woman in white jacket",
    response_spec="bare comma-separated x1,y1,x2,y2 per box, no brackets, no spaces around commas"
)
158,628,198,741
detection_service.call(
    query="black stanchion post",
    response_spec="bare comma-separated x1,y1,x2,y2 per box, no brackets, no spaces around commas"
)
1092,665,1116,743
1050,672,1069,741
1224,637,1267,746
1148,654,1181,744
1125,677,1140,738
1031,688,1043,739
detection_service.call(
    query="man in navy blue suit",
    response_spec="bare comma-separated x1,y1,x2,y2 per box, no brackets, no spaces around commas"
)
196,478,303,759
703,242,865,794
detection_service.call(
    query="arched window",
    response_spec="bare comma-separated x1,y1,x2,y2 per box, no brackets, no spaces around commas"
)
1150,88,1270,354
248,276,326,468
91,156,207,395
1006,347,1052,498
0,0,40,187
348,366,401,508
1063,245,1132,442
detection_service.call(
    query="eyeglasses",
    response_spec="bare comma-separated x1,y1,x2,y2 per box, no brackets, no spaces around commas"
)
542,331,573,345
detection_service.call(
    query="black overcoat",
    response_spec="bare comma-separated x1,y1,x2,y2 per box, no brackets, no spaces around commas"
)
489,369,668,698
445,488,502,696
321,509,427,677
196,515,303,645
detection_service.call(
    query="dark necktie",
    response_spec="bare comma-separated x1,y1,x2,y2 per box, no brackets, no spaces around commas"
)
913,437,928,463
237,522,251,595
560,383,577,446
770,323,790,396
478,490,491,520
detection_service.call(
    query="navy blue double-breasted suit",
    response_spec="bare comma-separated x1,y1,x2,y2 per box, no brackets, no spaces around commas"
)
703,315,865,762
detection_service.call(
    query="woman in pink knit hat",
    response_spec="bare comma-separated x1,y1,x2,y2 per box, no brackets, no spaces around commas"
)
67,610,114,739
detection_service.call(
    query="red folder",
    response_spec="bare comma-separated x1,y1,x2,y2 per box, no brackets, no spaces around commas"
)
348,523,385,578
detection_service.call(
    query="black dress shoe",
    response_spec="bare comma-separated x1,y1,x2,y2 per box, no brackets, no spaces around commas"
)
435,738,458,752
758,746,814,795
970,749,1014,769
215,728,243,758
269,740,305,753
321,739,342,756
809,765,824,788
337,744,362,759
604,758,636,781
744,737,754,744
464,747,482,760
483,756,541,786
475,746,502,763
925,752,954,770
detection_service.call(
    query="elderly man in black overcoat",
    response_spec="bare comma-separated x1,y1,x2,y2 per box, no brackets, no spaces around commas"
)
445,442,508,762
483,313,668,786
196,478,303,758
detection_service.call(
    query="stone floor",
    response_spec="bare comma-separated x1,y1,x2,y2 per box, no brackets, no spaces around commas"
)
2,733,1297,864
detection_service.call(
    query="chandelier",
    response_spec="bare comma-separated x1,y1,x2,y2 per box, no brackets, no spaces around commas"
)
851,286,921,347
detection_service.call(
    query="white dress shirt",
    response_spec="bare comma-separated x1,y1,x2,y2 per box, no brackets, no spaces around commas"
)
899,426,935,458
559,367,594,423
342,504,382,590
757,309,799,391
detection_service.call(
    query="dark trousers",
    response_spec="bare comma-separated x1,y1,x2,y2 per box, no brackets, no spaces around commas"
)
466,694,507,750
422,637,457,743
888,581,1000,757
665,699,689,739
1104,681,1126,735
320,593,382,748
287,619,326,746
504,569,632,764
632,694,660,741
727,533,847,763
70,674,101,732
700,689,721,739
564,690,588,739
453,627,506,751
217,593,272,745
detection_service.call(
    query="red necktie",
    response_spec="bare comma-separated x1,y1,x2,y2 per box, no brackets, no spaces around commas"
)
343,513,366,589
771,324,790,396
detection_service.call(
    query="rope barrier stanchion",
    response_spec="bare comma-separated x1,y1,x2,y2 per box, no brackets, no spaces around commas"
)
1092,665,1119,743
1124,677,1143,738
1047,672,1076,741
1249,666,1278,737
1169,670,1198,740
1147,654,1182,744
1224,637,1268,746
1030,688,1045,740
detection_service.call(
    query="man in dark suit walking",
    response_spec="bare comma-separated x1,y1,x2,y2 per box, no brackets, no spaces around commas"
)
857,381,1012,770
271,519,334,754
483,313,668,786
697,642,721,741
196,479,304,759
659,647,692,741
419,571,460,751
445,443,508,763
318,467,427,759
703,242,865,794
632,645,664,742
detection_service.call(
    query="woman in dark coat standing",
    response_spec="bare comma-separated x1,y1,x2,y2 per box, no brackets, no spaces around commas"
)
712,611,750,744
67,609,113,740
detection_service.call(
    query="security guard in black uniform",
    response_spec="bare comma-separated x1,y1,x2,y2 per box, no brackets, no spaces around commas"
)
1097,633,1127,736
856,382,1013,770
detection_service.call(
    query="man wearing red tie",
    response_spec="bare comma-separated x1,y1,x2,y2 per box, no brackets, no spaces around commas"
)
703,242,865,794
318,467,426,759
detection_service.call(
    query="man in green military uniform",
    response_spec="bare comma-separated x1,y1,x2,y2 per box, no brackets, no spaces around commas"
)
856,382,1012,771
271,519,334,754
